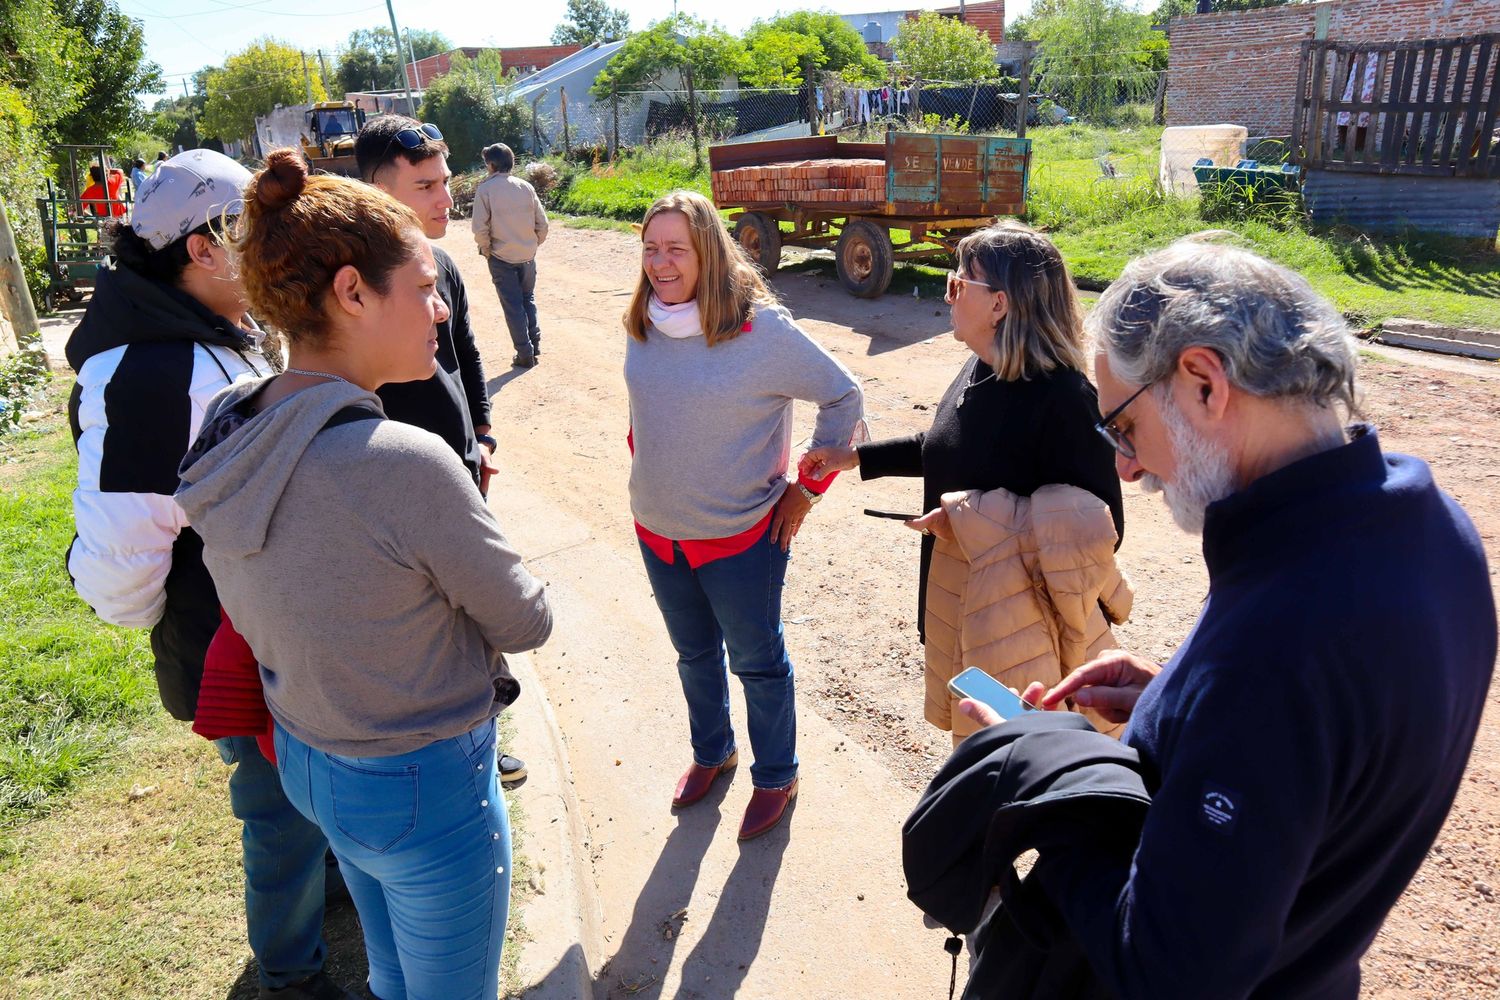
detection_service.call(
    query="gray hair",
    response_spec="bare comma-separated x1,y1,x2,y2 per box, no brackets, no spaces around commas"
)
1087,239,1359,415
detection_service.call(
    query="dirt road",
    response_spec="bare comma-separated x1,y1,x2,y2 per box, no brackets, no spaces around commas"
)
440,225,1499,998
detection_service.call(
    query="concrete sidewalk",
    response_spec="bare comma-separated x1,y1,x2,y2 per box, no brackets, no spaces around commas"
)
490,476,958,999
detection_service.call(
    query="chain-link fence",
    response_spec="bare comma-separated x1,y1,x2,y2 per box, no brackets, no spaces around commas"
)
520,61,1168,160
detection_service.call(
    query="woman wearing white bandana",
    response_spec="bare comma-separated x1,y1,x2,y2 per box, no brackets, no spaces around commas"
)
623,190,865,841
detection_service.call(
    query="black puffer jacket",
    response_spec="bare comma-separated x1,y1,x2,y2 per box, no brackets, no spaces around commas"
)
903,711,1151,1000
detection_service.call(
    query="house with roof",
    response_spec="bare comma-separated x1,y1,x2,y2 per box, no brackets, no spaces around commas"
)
509,40,719,153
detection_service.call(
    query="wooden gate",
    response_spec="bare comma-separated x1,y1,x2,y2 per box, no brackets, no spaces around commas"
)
1290,33,1500,178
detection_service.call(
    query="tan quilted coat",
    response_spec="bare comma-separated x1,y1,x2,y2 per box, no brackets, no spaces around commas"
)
923,484,1133,739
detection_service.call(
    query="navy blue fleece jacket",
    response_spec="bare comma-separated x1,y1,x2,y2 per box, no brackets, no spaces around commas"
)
1039,426,1495,999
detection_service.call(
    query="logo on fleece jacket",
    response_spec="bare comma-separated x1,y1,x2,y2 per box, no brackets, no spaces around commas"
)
1200,785,1239,833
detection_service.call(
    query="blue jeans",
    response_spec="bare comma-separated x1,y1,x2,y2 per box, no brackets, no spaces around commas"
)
486,257,540,358
639,529,798,789
215,736,329,990
274,720,511,1000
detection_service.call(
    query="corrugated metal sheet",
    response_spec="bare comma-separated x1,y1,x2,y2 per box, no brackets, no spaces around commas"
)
1304,170,1500,238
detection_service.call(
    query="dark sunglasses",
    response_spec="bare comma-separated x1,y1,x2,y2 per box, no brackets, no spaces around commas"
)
376,122,444,173
1094,380,1156,460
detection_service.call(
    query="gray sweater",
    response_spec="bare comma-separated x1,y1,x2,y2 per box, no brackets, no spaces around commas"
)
176,380,552,756
625,301,864,539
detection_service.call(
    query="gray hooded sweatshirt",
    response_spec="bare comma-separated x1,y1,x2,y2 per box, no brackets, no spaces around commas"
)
176,379,551,756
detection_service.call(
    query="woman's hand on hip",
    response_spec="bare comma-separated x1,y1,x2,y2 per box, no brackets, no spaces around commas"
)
799,445,858,480
905,506,952,542
770,485,813,552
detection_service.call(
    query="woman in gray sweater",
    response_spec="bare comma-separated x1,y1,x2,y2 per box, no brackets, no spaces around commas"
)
624,190,864,841
177,150,551,1000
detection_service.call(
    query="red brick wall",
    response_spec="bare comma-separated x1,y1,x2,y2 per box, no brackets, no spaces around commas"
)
1167,0,1500,134
402,45,582,89
914,0,1005,45
500,44,583,75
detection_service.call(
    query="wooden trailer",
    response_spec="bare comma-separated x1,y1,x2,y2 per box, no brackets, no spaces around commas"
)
709,131,1031,297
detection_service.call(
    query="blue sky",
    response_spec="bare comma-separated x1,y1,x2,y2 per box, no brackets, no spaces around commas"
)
126,0,1149,104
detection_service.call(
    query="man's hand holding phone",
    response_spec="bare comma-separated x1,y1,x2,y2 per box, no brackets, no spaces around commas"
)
1029,650,1161,725
956,650,1162,730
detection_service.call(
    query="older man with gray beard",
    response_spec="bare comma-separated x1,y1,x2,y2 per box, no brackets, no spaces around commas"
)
960,241,1495,999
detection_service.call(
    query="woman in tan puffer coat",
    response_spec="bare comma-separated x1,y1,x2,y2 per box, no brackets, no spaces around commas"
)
802,223,1128,744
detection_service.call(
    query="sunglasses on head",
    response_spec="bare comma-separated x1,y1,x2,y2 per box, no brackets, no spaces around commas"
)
376,122,444,173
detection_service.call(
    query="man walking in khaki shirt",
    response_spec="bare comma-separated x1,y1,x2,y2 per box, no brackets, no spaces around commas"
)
473,143,549,368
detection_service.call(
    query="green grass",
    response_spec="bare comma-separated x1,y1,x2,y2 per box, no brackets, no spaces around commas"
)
0,388,538,995
559,213,639,235
1020,122,1500,329
0,380,156,839
547,122,1500,330
549,131,711,221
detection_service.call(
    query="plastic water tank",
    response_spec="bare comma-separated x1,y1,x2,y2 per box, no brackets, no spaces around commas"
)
863,20,882,44
1160,125,1249,194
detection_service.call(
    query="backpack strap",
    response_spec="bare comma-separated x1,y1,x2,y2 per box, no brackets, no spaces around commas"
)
320,406,383,432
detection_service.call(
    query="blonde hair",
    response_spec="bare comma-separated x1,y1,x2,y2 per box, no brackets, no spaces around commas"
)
625,190,776,346
956,221,1086,381
235,148,425,346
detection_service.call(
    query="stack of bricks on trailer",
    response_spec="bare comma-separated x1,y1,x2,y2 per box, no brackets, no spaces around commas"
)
711,159,886,205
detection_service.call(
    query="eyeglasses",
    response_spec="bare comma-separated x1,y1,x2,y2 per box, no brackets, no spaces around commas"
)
375,122,444,175
1093,381,1155,460
945,270,999,302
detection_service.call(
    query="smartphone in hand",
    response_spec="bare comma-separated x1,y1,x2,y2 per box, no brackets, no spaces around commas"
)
947,666,1037,721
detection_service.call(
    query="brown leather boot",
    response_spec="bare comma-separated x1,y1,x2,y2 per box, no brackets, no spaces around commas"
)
672,750,738,808
738,777,799,840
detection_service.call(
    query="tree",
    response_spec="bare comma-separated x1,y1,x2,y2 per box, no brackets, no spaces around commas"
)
419,53,527,170
201,39,328,143
0,0,88,136
406,29,451,60
48,0,164,144
591,14,745,166
1031,0,1155,121
741,29,823,88
742,12,884,88
336,27,451,96
0,0,161,303
551,0,629,46
893,11,999,83
338,27,402,95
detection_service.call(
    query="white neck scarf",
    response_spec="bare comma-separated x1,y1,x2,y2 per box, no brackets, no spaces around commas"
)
647,294,703,339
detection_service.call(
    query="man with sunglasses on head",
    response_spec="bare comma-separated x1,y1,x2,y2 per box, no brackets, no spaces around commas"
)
959,241,1494,999
354,116,527,784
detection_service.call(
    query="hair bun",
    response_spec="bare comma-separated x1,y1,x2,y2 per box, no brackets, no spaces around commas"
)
254,148,309,210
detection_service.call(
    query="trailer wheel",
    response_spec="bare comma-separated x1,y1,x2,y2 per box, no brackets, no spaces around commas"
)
734,212,782,273
836,220,894,298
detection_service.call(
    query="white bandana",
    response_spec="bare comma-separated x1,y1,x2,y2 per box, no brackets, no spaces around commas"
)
647,294,703,339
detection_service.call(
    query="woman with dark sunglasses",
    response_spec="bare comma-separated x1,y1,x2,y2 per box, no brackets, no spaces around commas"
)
801,221,1127,745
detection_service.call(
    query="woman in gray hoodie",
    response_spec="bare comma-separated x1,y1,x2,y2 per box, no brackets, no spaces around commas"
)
177,149,551,1000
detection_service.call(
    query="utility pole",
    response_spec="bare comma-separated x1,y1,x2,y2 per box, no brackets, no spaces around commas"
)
384,0,418,116
301,51,313,103
183,78,190,100
317,49,330,89
1016,42,1032,139
403,28,421,89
